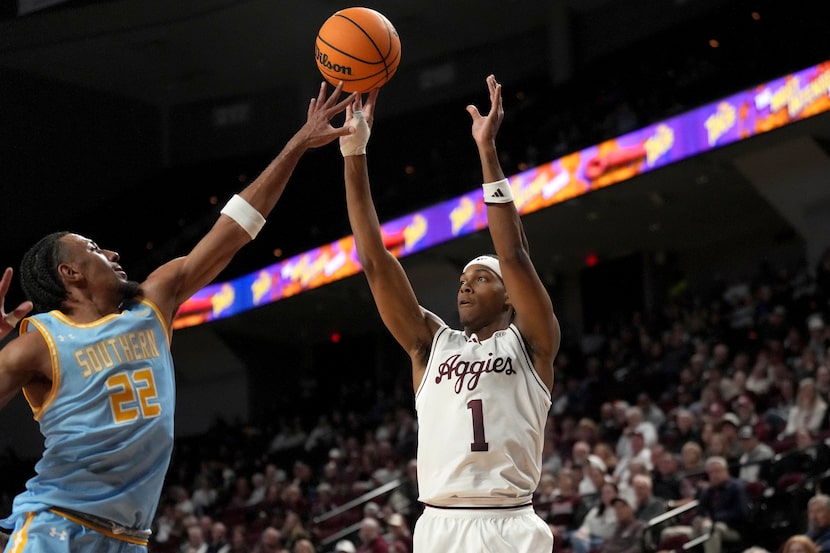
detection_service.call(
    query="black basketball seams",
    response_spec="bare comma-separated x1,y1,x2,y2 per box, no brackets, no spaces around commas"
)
332,13,393,61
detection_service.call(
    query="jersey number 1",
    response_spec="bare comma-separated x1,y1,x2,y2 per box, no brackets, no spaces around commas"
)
467,399,489,452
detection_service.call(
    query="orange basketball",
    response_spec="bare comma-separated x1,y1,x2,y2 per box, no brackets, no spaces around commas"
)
315,7,401,93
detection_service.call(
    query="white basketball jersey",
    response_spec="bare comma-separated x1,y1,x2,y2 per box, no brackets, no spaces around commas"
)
415,323,551,507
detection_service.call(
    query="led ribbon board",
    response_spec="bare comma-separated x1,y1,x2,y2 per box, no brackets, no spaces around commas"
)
173,60,830,330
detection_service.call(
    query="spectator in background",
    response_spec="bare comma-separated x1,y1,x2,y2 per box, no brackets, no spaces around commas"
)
781,378,828,440
269,417,308,457
356,517,389,553
638,393,667,432
571,440,592,469
192,474,219,517
383,513,412,553
251,526,283,553
548,469,583,546
733,394,769,441
153,502,178,545
280,511,312,552
593,441,620,478
228,525,250,553
616,407,658,461
247,472,268,507
663,408,700,454
717,413,744,463
704,429,731,462
292,539,316,553
766,375,798,437
652,450,683,502
599,496,647,553
807,494,830,553
228,476,253,510
172,484,197,519
781,535,820,553
579,455,610,502
180,523,209,553
737,425,774,483
660,456,750,553
304,414,336,460
630,474,667,524
309,482,338,521
207,521,231,553
746,351,774,399
598,402,624,445
335,540,357,553
816,366,830,403
534,472,558,522
806,314,828,362
614,430,653,485
575,417,601,447
568,481,619,553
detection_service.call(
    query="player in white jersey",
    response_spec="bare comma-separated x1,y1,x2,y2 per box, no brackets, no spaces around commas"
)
340,76,560,552
0,82,355,553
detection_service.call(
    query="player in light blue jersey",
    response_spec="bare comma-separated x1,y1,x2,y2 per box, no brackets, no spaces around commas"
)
0,82,356,553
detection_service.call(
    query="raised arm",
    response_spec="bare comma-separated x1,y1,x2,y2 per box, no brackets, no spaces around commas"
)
141,82,356,326
467,75,559,390
341,92,439,384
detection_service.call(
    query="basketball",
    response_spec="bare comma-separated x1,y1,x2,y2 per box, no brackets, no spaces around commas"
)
315,7,401,93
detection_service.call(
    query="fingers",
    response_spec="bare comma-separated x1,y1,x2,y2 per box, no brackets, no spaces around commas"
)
334,125,357,138
331,91,357,115
324,81,345,108
0,267,12,298
466,104,481,119
12,301,35,321
309,81,345,117
363,89,379,123
3,313,19,328
317,81,328,105
0,267,29,328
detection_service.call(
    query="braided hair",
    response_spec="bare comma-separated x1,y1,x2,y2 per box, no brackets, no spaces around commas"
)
20,231,70,314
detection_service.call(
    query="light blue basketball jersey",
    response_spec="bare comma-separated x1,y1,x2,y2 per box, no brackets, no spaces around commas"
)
1,299,175,531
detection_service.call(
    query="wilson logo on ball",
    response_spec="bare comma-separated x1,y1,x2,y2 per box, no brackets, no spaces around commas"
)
315,48,353,76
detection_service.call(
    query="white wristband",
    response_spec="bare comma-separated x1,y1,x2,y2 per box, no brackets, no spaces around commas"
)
340,110,370,157
482,178,514,204
221,194,266,239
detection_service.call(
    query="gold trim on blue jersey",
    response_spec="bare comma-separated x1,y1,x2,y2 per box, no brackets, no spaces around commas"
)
6,511,35,553
20,317,62,420
49,508,150,546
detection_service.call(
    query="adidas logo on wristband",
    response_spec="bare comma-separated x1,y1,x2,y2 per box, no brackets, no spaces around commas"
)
482,179,514,204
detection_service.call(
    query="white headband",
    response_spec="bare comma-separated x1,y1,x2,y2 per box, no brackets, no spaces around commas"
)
463,255,502,279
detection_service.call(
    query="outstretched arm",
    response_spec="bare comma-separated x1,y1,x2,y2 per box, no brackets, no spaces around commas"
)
467,75,559,390
141,82,356,326
341,92,438,387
